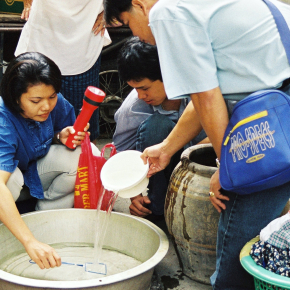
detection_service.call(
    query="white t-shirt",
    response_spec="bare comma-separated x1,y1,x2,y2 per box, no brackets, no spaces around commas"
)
15,0,111,75
149,0,290,99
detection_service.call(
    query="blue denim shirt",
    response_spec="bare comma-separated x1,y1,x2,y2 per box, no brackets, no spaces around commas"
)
0,93,75,199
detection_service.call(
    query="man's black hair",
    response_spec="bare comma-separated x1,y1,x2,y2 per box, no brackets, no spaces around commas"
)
117,36,162,83
104,0,132,25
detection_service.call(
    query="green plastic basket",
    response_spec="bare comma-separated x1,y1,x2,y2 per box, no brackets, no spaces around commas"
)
240,236,290,290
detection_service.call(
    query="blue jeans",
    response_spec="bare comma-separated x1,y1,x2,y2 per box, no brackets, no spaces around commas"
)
211,184,290,289
211,84,290,289
136,112,205,215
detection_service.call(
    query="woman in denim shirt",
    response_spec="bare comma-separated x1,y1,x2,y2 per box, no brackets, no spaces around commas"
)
0,52,93,269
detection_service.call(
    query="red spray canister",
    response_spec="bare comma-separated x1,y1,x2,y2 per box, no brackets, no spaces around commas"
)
65,86,106,149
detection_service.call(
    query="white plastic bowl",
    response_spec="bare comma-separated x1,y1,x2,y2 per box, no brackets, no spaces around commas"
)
101,150,149,198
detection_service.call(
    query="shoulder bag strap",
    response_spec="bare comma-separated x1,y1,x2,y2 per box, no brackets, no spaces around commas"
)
263,0,290,64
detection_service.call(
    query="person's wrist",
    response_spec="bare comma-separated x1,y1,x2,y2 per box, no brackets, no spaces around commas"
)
20,232,37,248
160,138,175,158
56,133,63,145
216,158,220,168
130,193,142,201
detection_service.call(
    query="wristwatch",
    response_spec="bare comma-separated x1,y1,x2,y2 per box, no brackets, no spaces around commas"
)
56,133,62,145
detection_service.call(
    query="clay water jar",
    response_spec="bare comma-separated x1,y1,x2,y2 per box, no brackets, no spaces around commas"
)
165,143,290,284
165,144,219,284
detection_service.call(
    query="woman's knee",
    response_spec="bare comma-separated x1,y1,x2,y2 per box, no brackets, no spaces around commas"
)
35,192,74,211
37,145,82,175
42,144,100,170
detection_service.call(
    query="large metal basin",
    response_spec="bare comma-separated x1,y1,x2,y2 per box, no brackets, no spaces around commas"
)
0,209,169,290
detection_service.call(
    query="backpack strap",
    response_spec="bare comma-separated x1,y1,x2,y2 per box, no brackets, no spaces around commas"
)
263,0,290,64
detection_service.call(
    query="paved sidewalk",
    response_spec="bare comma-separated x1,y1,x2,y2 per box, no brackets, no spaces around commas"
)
113,198,212,290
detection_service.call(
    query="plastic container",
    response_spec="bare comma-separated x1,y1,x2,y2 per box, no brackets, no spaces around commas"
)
240,236,290,290
100,150,149,198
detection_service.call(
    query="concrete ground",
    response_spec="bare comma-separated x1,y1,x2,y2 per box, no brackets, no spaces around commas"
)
96,139,212,290
113,198,212,290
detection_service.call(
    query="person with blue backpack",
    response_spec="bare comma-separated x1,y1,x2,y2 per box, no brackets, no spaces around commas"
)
103,0,290,288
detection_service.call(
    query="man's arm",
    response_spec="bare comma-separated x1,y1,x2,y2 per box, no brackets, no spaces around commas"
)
190,87,230,212
141,86,230,212
142,87,227,170
190,87,228,159
141,100,203,175
157,86,228,159
159,101,203,152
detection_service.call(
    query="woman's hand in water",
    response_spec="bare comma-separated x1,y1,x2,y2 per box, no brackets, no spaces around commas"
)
58,123,90,148
24,238,61,269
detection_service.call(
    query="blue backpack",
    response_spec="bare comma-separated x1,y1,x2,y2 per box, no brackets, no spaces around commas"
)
220,90,290,194
219,0,290,194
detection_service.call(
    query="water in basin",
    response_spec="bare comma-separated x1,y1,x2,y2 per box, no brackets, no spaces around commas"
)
0,242,142,281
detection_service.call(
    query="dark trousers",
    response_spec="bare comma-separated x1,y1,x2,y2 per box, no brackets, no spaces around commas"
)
60,56,101,141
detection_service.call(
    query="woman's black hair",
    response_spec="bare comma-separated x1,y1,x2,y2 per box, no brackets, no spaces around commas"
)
117,36,162,83
0,52,61,114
